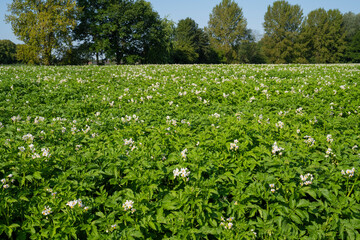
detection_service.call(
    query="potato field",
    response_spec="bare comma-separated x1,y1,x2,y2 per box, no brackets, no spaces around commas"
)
0,64,360,239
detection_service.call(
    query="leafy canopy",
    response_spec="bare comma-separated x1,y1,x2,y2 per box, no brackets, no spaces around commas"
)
301,8,346,63
6,0,78,65
0,40,17,64
262,0,303,63
207,0,247,63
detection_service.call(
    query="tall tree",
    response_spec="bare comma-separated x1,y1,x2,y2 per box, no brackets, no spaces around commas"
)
0,40,17,64
207,0,247,63
342,12,360,62
301,9,346,63
97,0,168,64
133,1,171,64
6,0,78,65
343,12,360,39
262,0,303,63
345,31,360,63
74,0,105,64
196,28,220,64
173,18,199,63
172,18,218,64
237,30,265,64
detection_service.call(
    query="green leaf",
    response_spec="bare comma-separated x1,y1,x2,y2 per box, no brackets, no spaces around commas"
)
95,212,105,218
148,221,156,230
19,196,29,201
0,224,6,235
297,199,309,208
33,171,42,180
290,213,302,225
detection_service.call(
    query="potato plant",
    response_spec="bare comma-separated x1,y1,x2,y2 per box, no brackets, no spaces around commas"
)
0,64,359,239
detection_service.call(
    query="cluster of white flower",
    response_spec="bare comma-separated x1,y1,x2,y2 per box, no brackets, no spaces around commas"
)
275,121,284,129
341,168,355,177
235,112,243,121
304,136,316,146
165,116,178,126
180,119,191,126
272,142,284,155
42,206,52,216
211,113,221,118
46,188,57,198
300,173,314,186
326,134,333,143
41,148,51,158
124,138,137,151
325,148,336,158
0,122,3,128
269,184,276,193
66,199,87,210
249,96,255,103
75,145,82,151
4,139,11,146
197,96,210,104
295,107,303,115
82,125,91,134
1,174,14,189
230,139,239,151
34,116,45,124
111,224,117,230
173,167,190,180
309,116,318,124
122,200,136,213
278,110,289,116
22,133,34,142
220,217,234,229
181,148,187,159
11,115,21,122
254,114,270,125
52,117,67,122
251,229,257,237
124,138,135,146
18,146,25,152
121,114,139,123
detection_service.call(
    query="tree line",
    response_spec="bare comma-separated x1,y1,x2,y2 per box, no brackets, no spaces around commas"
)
2,0,360,65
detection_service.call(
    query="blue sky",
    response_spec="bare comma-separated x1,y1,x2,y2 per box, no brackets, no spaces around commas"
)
1,0,360,44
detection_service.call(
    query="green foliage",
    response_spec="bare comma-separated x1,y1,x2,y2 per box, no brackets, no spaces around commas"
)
207,0,247,63
172,18,218,64
0,64,360,239
74,0,105,64
343,12,360,39
6,0,78,65
237,30,266,64
342,12,360,63
301,9,346,63
173,18,200,64
262,0,304,63
0,40,17,64
345,31,360,63
93,0,169,64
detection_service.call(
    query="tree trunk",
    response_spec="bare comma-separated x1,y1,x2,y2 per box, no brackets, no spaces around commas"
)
116,50,122,65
